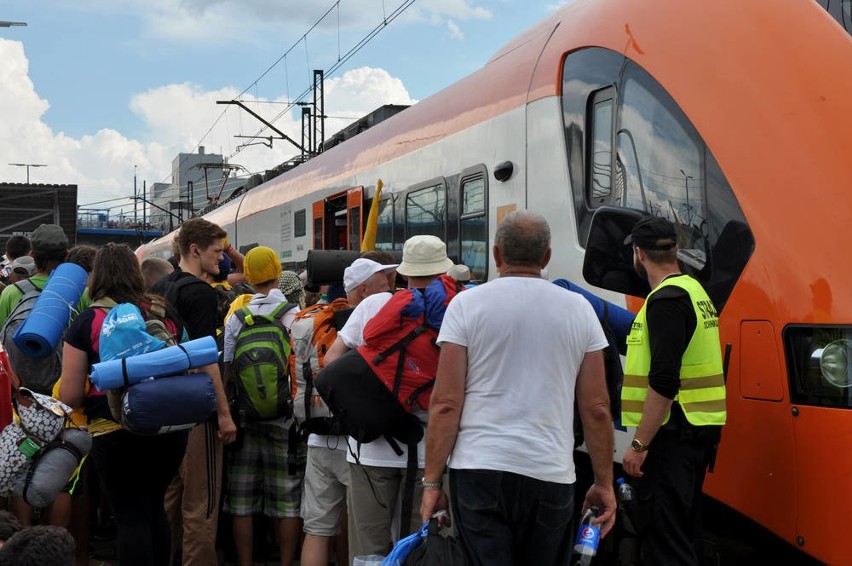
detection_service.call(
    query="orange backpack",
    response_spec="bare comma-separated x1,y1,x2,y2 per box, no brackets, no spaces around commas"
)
288,298,352,434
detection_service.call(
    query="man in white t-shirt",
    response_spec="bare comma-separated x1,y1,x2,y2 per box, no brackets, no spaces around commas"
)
222,246,302,566
300,258,397,566
325,235,454,564
421,211,617,566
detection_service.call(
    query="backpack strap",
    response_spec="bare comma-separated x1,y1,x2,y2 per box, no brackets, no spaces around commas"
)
89,297,118,310
269,301,297,320
399,438,419,538
234,306,253,326
235,302,295,329
371,324,428,366
12,278,40,295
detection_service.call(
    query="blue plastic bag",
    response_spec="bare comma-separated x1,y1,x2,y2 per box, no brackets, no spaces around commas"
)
99,303,165,362
382,520,429,566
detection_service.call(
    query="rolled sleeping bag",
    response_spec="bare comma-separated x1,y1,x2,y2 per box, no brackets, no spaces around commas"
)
307,249,402,285
121,373,217,435
90,336,218,391
14,428,92,507
13,263,88,359
0,423,30,496
552,278,635,343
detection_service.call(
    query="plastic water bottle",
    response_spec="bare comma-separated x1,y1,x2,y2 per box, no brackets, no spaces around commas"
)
616,477,638,532
571,505,601,566
617,477,636,506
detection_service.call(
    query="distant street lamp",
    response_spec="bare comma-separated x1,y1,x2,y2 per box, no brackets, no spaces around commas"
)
0,21,27,27
9,163,47,183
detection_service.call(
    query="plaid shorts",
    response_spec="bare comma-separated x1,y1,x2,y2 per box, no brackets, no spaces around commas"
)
223,421,307,518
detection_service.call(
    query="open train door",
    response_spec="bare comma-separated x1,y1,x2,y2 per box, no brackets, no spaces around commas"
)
311,187,363,251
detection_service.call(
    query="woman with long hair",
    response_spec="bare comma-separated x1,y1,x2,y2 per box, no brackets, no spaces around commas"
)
59,243,188,566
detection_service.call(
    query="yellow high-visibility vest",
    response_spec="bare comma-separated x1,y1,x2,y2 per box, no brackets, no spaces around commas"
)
621,275,726,427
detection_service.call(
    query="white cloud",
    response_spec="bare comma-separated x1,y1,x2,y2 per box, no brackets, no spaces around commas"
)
131,0,492,43
0,37,417,208
446,20,464,40
546,0,575,12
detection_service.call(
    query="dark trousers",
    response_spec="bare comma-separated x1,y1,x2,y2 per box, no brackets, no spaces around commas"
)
92,429,188,566
632,427,715,566
449,468,575,566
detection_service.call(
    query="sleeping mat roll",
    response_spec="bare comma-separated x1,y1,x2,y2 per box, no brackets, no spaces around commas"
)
90,335,218,391
121,373,217,435
13,262,88,359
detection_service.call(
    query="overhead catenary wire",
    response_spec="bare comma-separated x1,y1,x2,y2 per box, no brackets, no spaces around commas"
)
228,0,418,161
148,0,418,200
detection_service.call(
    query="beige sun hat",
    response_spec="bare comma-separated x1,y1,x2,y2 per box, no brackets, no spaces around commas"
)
396,235,454,277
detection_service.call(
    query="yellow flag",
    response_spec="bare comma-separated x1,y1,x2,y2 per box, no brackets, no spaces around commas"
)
361,179,383,252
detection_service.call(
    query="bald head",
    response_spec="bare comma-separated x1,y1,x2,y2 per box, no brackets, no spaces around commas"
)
495,210,551,267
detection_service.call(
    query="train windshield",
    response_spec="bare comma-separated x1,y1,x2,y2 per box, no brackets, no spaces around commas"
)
563,48,754,310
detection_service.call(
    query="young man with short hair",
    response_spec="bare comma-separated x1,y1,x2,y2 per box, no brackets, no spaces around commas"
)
158,217,237,566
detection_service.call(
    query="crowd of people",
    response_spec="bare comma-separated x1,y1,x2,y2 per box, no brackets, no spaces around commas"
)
0,210,725,566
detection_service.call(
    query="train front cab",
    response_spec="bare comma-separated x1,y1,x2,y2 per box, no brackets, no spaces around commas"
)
557,42,849,563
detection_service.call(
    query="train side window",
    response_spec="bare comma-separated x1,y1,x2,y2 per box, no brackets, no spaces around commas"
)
294,209,306,238
313,217,322,250
348,205,361,251
460,176,487,281
589,88,615,206
406,184,446,240
375,197,394,251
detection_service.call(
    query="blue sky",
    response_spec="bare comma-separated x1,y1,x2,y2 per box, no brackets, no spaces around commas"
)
0,1,567,207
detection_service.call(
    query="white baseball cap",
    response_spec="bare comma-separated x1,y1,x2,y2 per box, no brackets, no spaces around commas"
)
9,255,35,276
344,258,398,292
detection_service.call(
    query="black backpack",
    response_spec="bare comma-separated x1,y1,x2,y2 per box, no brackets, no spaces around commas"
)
315,349,425,449
574,301,624,448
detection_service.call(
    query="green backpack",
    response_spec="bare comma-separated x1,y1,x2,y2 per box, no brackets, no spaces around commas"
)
233,301,297,421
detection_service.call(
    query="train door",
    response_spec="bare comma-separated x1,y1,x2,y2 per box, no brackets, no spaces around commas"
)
311,187,363,250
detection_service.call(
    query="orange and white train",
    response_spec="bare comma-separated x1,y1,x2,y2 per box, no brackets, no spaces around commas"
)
140,1,852,562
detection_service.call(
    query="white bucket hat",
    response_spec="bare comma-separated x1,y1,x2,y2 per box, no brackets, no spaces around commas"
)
396,235,454,277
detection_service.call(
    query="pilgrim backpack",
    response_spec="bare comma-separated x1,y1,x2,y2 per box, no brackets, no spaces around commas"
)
91,298,180,422
288,298,353,434
315,276,461,538
315,275,460,444
232,302,297,421
0,279,63,395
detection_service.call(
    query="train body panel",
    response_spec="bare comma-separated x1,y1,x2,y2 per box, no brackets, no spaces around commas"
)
140,1,852,561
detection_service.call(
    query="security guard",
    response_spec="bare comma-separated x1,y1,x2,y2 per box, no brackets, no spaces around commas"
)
621,215,725,566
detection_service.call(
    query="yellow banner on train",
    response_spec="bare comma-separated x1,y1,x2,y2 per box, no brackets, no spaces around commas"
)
361,179,383,252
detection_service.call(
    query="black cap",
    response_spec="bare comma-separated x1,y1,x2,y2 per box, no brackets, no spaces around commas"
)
624,216,677,250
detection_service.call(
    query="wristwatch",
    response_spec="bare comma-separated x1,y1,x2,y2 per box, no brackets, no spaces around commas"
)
420,477,443,490
630,437,649,452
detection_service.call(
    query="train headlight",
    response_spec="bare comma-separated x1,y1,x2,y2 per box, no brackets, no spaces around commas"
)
817,339,852,388
785,326,852,408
